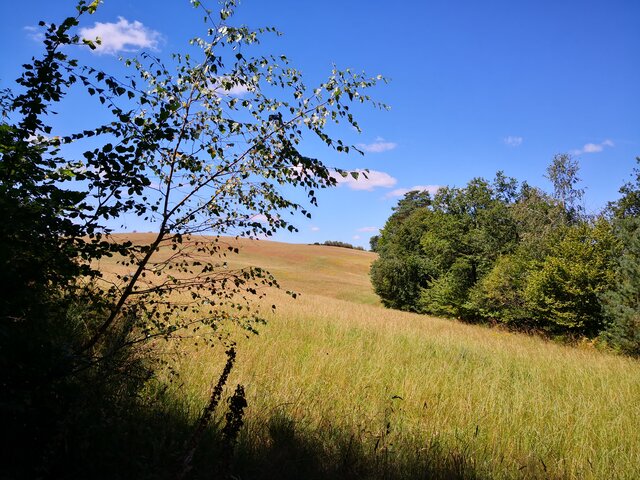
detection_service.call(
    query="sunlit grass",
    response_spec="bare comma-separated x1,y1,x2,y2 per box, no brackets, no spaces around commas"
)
106,235,640,479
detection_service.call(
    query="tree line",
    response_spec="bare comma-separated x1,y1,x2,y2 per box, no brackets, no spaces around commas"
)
370,154,640,356
313,240,365,250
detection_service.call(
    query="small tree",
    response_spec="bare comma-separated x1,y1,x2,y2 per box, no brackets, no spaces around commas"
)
545,153,584,220
0,1,385,474
524,219,616,336
77,2,385,356
6,0,383,356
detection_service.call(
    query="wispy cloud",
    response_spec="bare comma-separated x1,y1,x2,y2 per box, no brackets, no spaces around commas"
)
357,226,378,233
357,137,397,153
334,169,397,191
310,226,320,232
352,235,361,240
224,84,251,96
503,136,523,147
80,17,161,55
384,185,441,199
572,139,614,155
24,25,44,42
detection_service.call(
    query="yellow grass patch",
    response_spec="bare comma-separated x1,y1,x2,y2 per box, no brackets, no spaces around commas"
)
104,234,640,479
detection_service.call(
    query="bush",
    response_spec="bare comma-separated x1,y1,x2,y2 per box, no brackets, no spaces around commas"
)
524,221,616,336
468,253,533,328
370,255,431,311
419,257,476,319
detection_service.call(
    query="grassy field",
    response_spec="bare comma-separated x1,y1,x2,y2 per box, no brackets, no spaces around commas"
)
106,235,640,479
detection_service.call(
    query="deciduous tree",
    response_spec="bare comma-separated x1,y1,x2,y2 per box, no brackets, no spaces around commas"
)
0,1,385,474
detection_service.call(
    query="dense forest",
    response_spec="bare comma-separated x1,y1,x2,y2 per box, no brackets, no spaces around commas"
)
371,154,640,355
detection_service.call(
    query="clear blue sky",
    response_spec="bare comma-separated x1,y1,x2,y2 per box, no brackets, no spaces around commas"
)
2,1,638,248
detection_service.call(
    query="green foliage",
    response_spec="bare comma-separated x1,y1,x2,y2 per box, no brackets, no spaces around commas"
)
371,175,519,319
608,157,640,219
420,257,475,318
468,253,532,326
471,219,617,335
370,254,431,311
369,234,380,252
601,219,640,356
373,189,432,254
371,206,437,311
372,159,630,341
524,220,617,335
509,185,567,260
545,153,584,221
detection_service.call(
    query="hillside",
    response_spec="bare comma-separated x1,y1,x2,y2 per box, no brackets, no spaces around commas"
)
105,234,640,479
101,234,380,304
220,237,380,305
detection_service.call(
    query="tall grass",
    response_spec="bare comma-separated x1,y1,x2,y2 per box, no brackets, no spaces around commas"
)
108,236,640,479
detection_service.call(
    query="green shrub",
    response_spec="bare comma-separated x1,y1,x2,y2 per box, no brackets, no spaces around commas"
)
524,220,616,336
468,253,532,327
371,255,431,311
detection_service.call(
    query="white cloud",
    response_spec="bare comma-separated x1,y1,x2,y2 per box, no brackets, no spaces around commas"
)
26,132,55,145
352,235,361,240
224,84,251,96
582,144,602,153
572,139,614,155
356,137,397,153
503,136,523,147
24,25,44,42
357,226,378,233
80,17,161,55
310,226,320,232
333,169,397,191
384,185,441,199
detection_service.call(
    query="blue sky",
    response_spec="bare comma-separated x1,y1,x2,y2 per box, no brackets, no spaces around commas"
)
2,0,638,248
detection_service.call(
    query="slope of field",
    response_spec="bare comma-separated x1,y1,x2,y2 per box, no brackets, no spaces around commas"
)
107,235,640,479
101,234,379,305
220,237,380,305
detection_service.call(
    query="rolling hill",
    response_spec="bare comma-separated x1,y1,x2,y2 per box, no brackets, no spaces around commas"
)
105,235,640,479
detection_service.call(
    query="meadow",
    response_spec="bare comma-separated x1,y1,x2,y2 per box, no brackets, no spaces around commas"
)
106,235,640,479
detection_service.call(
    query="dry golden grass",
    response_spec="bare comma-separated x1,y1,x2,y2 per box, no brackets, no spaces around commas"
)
105,234,640,479
98,234,378,305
